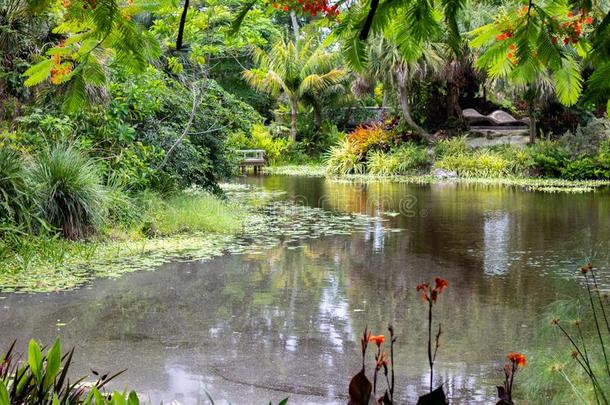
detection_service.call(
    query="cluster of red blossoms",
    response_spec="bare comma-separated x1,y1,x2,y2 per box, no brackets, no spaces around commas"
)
416,278,448,304
552,9,593,45
271,0,339,18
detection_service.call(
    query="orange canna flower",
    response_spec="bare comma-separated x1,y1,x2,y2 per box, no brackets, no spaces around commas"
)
369,334,385,347
507,352,527,367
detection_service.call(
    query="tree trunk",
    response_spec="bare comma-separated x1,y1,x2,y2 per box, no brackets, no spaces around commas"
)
290,11,300,43
396,68,431,141
313,101,322,129
290,97,298,142
528,102,537,144
447,83,462,118
176,0,190,50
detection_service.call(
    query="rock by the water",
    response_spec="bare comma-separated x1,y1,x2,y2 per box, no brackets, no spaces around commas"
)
433,168,458,179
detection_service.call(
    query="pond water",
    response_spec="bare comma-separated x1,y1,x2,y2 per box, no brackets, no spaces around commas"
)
1,176,610,404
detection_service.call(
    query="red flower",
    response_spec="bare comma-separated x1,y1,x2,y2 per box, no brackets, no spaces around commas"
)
551,36,558,44
281,4,289,11
435,278,448,293
567,11,574,17
585,16,592,24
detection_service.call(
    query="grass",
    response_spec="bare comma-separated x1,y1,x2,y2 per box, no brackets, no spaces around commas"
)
136,191,244,236
0,190,247,291
264,164,610,193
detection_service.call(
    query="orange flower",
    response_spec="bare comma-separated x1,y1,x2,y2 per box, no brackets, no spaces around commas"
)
281,5,289,11
62,0,70,7
507,52,514,59
585,15,592,24
507,352,527,367
369,335,385,347
567,11,574,18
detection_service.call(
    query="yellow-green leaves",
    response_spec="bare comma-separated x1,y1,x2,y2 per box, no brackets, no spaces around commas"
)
27,339,43,382
43,339,62,391
23,59,53,86
0,380,8,405
552,56,583,106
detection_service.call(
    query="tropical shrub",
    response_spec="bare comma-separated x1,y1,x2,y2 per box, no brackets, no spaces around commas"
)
30,145,107,240
367,150,401,175
325,138,365,175
495,145,534,176
433,136,469,159
435,150,511,178
0,338,138,404
527,140,570,178
348,124,397,156
559,118,610,159
561,156,610,180
367,145,430,175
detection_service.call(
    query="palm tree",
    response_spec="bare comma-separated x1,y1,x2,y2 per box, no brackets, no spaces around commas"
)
363,18,444,140
243,36,346,142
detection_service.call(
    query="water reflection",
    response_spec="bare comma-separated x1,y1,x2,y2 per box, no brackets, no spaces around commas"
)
1,176,609,404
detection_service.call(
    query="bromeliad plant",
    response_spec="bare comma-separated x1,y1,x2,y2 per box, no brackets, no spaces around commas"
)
0,338,136,404
348,277,449,405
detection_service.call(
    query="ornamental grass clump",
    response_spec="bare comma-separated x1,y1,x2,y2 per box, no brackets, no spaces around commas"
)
30,145,107,240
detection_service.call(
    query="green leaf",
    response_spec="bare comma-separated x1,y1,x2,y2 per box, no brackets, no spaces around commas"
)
52,393,60,405
230,0,258,35
43,338,61,391
0,380,9,405
342,37,367,71
127,391,139,405
23,59,53,87
607,99,610,116
28,339,43,382
111,390,126,405
552,56,583,106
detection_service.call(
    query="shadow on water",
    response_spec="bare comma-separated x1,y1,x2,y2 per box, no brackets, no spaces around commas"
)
1,175,610,404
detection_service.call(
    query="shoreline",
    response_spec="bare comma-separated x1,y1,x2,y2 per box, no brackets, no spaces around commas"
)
263,164,610,193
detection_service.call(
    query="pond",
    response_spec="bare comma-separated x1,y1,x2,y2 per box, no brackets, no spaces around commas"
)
1,176,610,404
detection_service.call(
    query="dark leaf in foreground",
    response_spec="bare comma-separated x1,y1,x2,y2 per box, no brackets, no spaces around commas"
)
416,385,448,405
348,368,372,405
496,385,512,404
